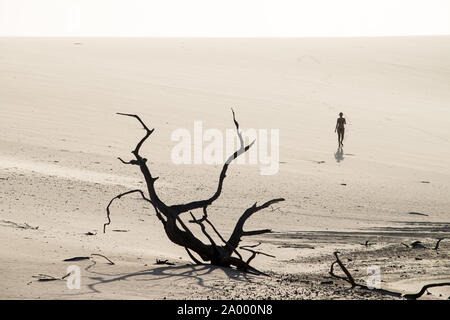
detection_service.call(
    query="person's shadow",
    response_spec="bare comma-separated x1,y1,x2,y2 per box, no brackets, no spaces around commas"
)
334,147,344,163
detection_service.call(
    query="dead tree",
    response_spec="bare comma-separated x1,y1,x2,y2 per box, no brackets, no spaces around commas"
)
104,110,284,275
329,251,450,299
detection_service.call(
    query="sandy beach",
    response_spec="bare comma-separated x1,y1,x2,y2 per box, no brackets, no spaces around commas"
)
0,37,449,299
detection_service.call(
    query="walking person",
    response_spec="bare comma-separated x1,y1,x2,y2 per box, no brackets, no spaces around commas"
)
335,112,346,147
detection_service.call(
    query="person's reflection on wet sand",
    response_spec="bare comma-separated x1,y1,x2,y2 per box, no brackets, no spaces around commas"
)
335,147,344,163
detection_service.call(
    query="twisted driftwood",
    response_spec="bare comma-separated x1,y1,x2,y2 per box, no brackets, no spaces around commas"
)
104,110,284,274
329,251,450,300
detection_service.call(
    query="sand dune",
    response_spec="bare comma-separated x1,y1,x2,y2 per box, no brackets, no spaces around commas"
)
0,37,449,299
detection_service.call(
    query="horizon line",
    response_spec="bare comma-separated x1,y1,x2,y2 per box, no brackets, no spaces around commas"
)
1,34,450,39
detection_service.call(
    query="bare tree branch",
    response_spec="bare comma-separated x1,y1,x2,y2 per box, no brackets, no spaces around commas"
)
117,157,139,165
329,251,356,287
240,243,276,264
90,253,115,265
116,113,154,156
106,110,285,274
169,109,255,215
189,212,218,251
403,282,450,300
226,198,285,254
104,189,164,233
434,238,445,250
328,251,450,299
185,247,204,265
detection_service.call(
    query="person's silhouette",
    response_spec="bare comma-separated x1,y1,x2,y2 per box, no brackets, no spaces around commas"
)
335,112,346,147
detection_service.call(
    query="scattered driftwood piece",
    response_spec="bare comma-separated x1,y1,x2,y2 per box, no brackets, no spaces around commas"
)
63,256,90,262
403,283,450,300
408,212,428,216
33,272,72,282
329,251,450,300
84,231,96,236
419,181,430,184
32,274,62,282
91,253,115,265
0,220,39,230
63,254,115,265
434,238,445,250
112,229,129,232
155,259,175,265
329,252,402,298
402,239,445,251
329,251,356,287
270,206,282,213
360,240,372,247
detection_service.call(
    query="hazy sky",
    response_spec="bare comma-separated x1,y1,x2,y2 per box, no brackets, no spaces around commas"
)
1,0,450,37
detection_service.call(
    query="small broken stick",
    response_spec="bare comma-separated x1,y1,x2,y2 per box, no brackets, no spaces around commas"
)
33,272,72,282
360,240,372,247
1,220,39,230
32,274,62,282
35,254,115,283
63,254,115,265
91,253,115,265
155,259,175,265
434,238,445,250
408,212,428,216
403,282,450,300
63,256,90,262
329,251,356,287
